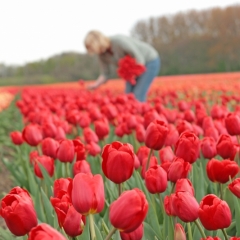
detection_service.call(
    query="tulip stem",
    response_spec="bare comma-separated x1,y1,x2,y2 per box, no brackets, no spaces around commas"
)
219,183,224,200
118,183,122,196
104,227,117,240
194,220,206,239
187,222,193,240
146,149,153,170
221,228,229,240
158,193,165,216
89,214,96,240
170,183,176,194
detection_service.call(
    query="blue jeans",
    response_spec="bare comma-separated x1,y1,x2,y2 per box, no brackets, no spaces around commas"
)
125,57,161,102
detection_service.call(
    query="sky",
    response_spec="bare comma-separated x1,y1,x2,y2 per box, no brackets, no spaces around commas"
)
0,0,239,65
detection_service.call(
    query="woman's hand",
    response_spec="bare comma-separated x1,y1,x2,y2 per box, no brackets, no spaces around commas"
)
87,83,99,90
86,75,107,90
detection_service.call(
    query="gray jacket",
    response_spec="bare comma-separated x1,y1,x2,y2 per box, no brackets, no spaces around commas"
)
98,34,159,79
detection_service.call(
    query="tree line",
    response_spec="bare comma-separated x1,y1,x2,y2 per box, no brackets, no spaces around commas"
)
1,4,240,86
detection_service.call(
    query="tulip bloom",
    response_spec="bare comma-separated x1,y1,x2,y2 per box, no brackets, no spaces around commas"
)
135,125,146,143
73,139,86,161
145,165,167,194
73,160,92,176
28,223,66,240
94,118,110,140
216,134,236,160
199,194,232,230
72,173,105,215
225,113,240,136
109,188,148,233
172,191,199,222
200,137,217,159
53,178,72,198
175,131,200,164
229,178,240,198
167,157,192,183
145,120,169,150
206,159,239,184
41,137,59,159
10,131,24,145
33,155,54,179
0,187,37,236
86,141,101,157
120,223,144,240
57,139,75,163
175,179,195,196
83,127,99,144
164,194,177,217
102,141,135,184
51,191,85,237
22,124,43,146
141,156,158,179
174,223,186,240
136,146,151,165
159,146,175,164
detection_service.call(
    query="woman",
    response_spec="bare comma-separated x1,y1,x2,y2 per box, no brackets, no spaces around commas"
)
84,30,160,102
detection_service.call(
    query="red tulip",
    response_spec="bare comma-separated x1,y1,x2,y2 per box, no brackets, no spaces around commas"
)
28,223,66,240
57,139,75,163
174,223,186,240
94,118,109,140
33,155,54,178
175,179,194,196
135,125,146,143
109,188,148,233
41,137,59,159
164,194,177,217
10,131,24,145
22,124,43,146
73,160,92,176
164,124,179,147
73,139,86,161
53,178,72,198
0,187,37,236
199,194,232,230
136,146,151,165
200,137,217,159
50,191,85,237
228,178,240,198
72,173,105,215
141,156,158,179
41,121,57,138
159,146,175,164
172,191,199,222
83,127,99,144
225,113,240,135
145,120,169,150
175,131,200,164
145,165,167,194
102,141,135,184
216,134,237,160
86,141,101,156
206,158,239,184
167,157,192,183
120,223,144,240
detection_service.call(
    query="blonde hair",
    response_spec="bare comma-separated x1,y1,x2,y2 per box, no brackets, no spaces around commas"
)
84,30,110,54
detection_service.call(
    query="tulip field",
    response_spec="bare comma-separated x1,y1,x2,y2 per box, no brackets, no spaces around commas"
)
1,72,240,240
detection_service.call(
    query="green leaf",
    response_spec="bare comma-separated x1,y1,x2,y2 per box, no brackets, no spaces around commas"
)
78,217,90,240
233,195,240,235
40,188,55,226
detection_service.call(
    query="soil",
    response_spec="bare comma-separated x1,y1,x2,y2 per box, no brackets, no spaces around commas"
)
0,160,14,228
